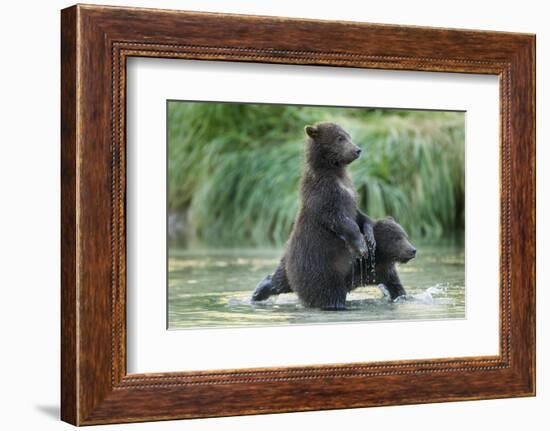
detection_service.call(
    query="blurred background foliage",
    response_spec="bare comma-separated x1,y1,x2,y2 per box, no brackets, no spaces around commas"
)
167,101,464,247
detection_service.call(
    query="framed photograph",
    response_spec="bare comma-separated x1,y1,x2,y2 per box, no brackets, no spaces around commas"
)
61,4,535,425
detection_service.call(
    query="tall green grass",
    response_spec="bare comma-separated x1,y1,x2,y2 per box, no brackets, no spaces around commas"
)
168,102,464,246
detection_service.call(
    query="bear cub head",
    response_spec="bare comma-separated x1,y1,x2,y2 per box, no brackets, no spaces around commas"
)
374,217,417,264
304,122,362,167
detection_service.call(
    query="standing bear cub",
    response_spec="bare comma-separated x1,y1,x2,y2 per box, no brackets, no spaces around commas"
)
252,122,376,310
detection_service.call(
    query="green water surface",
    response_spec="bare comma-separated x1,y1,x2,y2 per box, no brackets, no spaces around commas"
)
168,243,465,329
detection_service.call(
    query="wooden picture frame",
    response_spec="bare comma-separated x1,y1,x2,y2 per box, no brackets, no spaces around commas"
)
61,4,535,425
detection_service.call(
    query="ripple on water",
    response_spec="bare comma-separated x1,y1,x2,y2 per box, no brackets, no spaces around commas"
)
167,245,465,329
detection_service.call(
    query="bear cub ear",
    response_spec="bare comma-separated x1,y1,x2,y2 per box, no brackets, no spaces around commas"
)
304,125,319,138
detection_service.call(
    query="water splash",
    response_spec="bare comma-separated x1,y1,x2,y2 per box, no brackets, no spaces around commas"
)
392,283,450,304
228,293,303,308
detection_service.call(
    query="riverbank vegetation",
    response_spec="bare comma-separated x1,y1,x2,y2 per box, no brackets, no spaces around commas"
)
168,102,464,247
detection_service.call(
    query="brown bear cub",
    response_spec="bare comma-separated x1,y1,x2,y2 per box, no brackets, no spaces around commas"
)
251,122,376,310
349,217,416,299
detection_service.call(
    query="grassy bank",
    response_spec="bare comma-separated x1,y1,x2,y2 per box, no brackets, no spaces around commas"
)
168,102,464,246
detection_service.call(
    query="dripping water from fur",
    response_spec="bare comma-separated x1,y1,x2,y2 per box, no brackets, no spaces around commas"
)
350,257,355,289
359,257,364,287
370,247,376,281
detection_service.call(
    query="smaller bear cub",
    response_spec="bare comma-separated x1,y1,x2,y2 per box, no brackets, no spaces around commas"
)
349,217,416,300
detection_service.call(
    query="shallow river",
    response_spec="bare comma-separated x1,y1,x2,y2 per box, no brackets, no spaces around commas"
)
168,243,465,329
